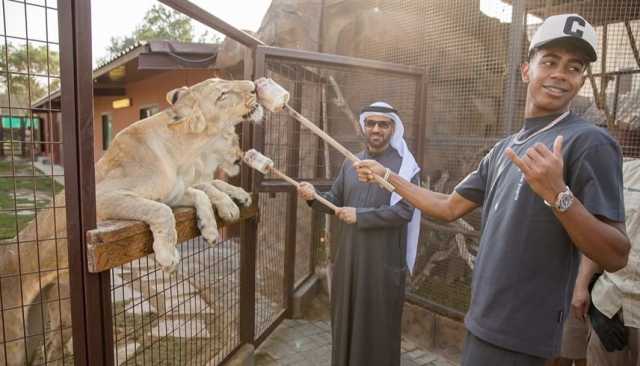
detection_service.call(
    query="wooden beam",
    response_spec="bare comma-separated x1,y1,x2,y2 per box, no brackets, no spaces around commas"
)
86,194,258,273
587,65,601,107
327,75,365,143
625,21,640,69
586,65,610,122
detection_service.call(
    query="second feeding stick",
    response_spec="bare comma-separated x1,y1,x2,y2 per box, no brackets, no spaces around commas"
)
269,167,339,213
243,149,339,213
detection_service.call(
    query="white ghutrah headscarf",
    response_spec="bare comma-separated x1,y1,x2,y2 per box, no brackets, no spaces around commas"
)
359,101,421,273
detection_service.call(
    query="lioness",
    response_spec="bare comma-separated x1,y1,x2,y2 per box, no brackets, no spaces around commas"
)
95,78,261,271
0,78,263,365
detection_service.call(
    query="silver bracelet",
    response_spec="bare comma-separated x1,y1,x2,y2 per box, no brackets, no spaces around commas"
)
383,168,391,181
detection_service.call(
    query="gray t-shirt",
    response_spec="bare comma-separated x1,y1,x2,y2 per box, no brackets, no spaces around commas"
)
455,112,625,358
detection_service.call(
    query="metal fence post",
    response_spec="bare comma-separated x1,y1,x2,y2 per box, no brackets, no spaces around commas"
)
283,70,303,316
503,0,526,134
59,0,114,364
238,46,260,345
239,215,257,345
415,72,427,171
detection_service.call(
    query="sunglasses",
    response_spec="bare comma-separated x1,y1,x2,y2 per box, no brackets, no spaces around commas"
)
364,119,392,129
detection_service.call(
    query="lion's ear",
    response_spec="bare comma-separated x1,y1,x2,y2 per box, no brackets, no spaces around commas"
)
166,85,208,134
168,108,208,134
166,86,189,105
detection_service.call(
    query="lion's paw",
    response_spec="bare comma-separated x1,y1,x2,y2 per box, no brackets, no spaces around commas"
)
216,197,240,222
231,189,252,208
198,219,219,245
155,246,180,274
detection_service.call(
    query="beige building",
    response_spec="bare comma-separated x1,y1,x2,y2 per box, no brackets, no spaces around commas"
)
32,41,225,164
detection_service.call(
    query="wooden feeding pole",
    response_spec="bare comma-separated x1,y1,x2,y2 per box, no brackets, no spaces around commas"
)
243,149,339,213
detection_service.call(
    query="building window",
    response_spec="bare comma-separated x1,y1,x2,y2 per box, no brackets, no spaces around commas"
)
140,105,160,119
101,114,112,150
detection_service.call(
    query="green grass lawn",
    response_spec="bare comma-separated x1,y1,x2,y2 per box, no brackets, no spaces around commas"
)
0,158,64,240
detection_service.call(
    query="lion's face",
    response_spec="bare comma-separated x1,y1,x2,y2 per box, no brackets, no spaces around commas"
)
166,79,263,134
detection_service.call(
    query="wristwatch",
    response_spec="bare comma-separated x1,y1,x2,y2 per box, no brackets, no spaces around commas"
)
544,186,574,212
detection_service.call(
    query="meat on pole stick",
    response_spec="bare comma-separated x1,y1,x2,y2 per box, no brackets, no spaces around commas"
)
243,149,339,213
255,77,395,192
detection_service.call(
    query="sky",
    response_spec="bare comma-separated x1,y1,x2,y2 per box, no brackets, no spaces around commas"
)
2,0,532,66
480,0,542,24
88,0,533,66
91,0,272,65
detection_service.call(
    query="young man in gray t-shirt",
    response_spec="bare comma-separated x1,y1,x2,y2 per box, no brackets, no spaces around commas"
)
354,14,630,365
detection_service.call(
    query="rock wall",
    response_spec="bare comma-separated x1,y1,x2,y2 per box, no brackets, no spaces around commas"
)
215,0,323,69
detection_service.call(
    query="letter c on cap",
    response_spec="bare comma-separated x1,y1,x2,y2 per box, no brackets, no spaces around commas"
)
563,16,585,38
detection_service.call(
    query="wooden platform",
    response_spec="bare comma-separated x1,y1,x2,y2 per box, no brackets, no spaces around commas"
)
86,195,258,273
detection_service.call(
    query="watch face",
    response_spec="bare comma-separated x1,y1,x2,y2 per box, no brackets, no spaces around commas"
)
558,192,573,211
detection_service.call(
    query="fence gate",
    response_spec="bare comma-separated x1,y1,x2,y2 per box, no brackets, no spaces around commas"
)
247,45,425,342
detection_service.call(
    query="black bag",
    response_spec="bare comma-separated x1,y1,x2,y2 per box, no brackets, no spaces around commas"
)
588,273,628,352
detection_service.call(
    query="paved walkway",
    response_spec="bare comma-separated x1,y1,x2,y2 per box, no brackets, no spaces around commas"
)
255,318,456,366
33,157,65,184
255,295,456,366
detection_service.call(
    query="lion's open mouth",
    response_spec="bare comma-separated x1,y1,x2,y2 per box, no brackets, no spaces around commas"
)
243,103,264,122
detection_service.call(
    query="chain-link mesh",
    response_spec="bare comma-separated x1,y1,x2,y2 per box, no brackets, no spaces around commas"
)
259,53,421,304
255,192,287,337
522,2,640,158
331,0,509,314
0,0,69,364
262,58,420,181
294,199,313,288
329,0,640,314
110,236,241,366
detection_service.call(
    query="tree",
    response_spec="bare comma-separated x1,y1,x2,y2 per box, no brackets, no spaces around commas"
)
99,4,221,64
0,44,60,113
197,30,223,44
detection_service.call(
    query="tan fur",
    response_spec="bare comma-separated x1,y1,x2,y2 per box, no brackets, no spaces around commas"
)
0,78,263,365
